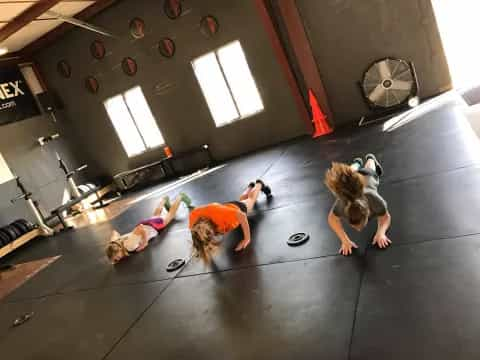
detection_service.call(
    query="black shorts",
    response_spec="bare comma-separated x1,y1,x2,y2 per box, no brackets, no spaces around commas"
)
225,201,248,214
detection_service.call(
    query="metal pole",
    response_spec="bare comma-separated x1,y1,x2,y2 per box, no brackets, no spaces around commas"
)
45,10,116,38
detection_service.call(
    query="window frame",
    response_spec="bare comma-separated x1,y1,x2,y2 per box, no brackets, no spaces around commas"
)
103,86,165,158
192,40,264,127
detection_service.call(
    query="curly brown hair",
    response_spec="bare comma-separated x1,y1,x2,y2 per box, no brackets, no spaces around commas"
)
325,162,366,202
191,217,220,264
325,162,369,226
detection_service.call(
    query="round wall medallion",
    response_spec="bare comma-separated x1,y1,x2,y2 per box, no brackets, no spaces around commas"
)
158,37,176,58
57,60,71,78
164,0,182,19
90,40,106,60
200,15,219,38
85,76,99,94
129,17,146,39
122,57,138,76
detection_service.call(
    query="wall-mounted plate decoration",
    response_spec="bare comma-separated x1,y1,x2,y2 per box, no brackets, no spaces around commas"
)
57,60,71,78
200,15,219,38
158,37,176,58
122,57,138,76
164,0,182,19
90,40,106,60
85,76,99,94
130,17,146,39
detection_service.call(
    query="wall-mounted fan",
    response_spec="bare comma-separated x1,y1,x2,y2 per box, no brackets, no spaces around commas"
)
359,57,419,126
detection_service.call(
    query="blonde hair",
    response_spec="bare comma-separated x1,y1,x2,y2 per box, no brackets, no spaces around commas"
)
105,241,129,263
191,217,220,264
325,162,369,226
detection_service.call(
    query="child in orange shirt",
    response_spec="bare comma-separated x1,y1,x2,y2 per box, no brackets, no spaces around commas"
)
189,180,272,263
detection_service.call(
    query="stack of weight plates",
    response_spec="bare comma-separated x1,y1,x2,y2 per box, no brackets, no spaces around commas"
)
0,219,35,247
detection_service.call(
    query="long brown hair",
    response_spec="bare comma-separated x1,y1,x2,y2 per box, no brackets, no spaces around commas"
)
191,217,220,264
325,162,366,202
325,162,369,225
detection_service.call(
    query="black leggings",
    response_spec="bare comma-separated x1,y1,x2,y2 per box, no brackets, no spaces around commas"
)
224,201,248,214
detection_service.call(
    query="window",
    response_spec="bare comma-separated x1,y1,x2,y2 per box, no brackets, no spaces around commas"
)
0,153,13,184
104,86,164,157
192,40,264,127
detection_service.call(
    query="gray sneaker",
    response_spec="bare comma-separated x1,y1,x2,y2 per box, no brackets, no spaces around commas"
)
163,196,171,211
366,154,383,176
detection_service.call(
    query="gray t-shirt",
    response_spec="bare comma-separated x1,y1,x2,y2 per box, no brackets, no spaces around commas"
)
332,169,388,219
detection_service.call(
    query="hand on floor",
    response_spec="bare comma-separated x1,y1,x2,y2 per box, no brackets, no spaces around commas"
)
234,238,251,252
372,233,392,249
339,240,358,256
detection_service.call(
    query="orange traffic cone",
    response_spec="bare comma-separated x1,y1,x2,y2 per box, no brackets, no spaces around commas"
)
309,89,333,138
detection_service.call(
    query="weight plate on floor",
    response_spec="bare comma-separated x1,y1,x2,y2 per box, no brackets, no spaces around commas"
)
166,258,185,272
287,232,310,246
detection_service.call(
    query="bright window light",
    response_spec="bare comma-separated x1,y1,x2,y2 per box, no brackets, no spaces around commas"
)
104,87,164,157
217,41,264,117
192,40,264,127
192,53,239,126
432,0,480,89
124,86,165,148
0,153,14,184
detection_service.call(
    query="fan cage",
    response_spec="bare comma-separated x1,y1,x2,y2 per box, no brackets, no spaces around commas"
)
360,57,419,110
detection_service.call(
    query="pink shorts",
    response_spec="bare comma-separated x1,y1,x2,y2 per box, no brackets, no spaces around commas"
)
139,217,166,231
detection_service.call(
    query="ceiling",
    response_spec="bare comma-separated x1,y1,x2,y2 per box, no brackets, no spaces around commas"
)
0,0,100,55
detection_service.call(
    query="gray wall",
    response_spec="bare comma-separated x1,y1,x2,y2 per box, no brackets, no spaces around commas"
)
0,111,88,225
35,0,308,177
296,0,452,126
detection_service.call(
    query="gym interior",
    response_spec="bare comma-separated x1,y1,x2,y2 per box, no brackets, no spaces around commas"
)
0,1,479,359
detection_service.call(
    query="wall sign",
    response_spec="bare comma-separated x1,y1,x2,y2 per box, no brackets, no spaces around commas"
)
200,15,219,38
164,0,182,19
130,18,145,39
158,37,176,58
0,67,40,126
57,60,72,78
90,40,106,60
122,57,138,76
85,76,99,94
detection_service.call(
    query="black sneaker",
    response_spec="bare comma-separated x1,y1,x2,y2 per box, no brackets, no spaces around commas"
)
256,179,272,198
365,154,383,177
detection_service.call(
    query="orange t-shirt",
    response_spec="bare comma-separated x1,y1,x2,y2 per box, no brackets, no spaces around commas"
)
189,203,240,234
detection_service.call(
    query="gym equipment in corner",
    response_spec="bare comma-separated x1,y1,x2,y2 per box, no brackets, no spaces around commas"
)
56,152,90,200
11,177,54,236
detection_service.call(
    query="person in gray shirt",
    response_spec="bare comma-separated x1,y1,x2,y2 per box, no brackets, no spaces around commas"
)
325,154,392,256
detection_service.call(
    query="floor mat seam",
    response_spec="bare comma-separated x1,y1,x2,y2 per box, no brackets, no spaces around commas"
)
100,254,193,359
